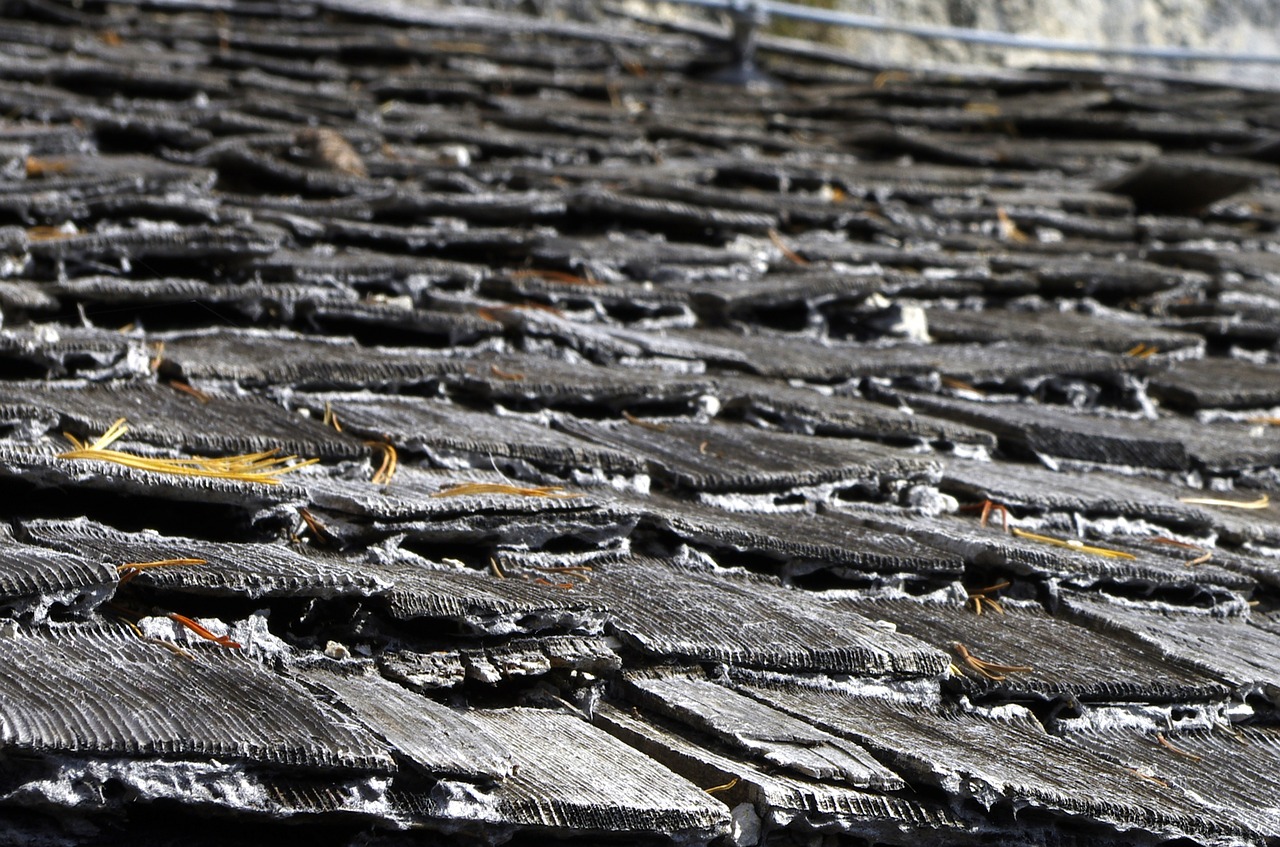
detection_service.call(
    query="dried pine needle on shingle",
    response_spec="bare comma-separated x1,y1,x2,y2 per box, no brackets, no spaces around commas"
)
431,481,581,499
1178,493,1270,510
117,557,208,585
57,418,318,484
365,440,398,485
1010,527,1137,560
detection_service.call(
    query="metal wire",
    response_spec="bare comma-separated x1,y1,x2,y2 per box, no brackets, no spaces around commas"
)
666,0,1280,65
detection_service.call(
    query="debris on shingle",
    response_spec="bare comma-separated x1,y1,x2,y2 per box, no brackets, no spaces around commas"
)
0,380,365,462
847,505,1252,594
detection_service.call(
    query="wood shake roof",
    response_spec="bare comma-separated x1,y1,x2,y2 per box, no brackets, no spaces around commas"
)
0,1,1277,844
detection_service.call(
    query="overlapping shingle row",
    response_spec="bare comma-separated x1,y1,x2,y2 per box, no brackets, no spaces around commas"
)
0,1,1278,844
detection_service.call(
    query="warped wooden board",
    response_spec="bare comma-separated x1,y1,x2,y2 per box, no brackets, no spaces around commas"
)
1061,592,1280,700
303,669,517,780
845,506,1253,593
153,329,469,389
0,440,309,511
440,353,718,411
925,307,1203,355
635,493,964,580
941,455,1280,551
907,392,1280,472
716,375,996,450
942,456,1221,529
1148,357,1280,411
0,327,147,381
363,555,605,632
1064,726,1280,839
306,466,613,521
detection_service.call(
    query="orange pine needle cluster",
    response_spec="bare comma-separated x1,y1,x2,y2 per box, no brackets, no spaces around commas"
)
58,418,318,484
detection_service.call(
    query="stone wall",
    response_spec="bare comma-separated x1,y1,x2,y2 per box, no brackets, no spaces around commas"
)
810,0,1280,81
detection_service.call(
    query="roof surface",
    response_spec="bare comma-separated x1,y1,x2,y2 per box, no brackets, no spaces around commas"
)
1,1,1279,845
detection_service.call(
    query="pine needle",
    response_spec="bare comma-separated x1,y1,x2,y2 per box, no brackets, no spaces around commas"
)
117,557,208,585
168,613,241,649
431,481,581,499
366,440,398,485
1178,493,1270,510
1010,527,1137,560
58,418,318,484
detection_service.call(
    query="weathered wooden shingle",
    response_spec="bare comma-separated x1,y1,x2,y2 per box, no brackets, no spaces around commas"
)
557,418,940,494
395,706,731,839
0,624,393,771
585,557,949,676
596,703,965,839
622,671,905,790
22,518,385,600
